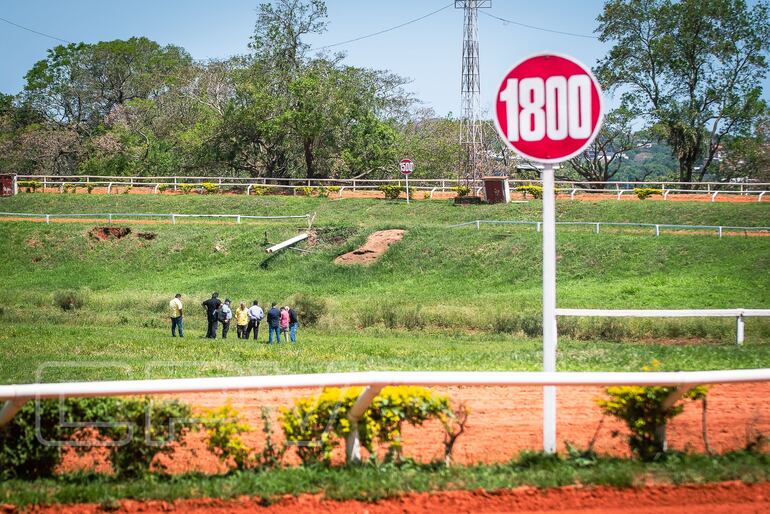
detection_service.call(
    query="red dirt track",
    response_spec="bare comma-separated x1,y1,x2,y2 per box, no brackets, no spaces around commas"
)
28,481,770,513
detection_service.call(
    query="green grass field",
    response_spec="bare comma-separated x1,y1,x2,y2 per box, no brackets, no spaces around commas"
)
1,193,769,384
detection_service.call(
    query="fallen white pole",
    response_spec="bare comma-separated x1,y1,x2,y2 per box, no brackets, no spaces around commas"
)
265,232,309,254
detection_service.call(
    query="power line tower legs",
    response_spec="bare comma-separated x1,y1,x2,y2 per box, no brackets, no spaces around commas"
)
456,1,491,190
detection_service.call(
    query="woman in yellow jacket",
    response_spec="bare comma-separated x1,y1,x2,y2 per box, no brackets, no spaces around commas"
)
235,301,250,339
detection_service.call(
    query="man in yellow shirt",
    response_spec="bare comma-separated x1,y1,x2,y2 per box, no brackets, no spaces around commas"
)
235,301,249,339
169,293,184,337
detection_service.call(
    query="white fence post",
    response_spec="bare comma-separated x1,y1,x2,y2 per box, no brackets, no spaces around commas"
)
108,214,112,224
345,385,382,463
711,191,718,202
718,226,723,238
595,223,600,234
476,220,480,230
736,316,745,345
236,215,241,225
536,222,541,232
45,214,50,224
655,225,660,237
171,214,176,225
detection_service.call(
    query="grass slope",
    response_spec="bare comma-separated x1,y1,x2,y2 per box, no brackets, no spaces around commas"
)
1,194,769,383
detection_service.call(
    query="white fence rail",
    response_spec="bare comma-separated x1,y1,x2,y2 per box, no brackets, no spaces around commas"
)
14,175,770,200
556,308,770,345
0,211,312,226
450,219,770,237
2,369,770,461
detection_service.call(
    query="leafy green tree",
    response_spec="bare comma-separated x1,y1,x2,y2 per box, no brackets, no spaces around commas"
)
597,0,770,182
23,38,191,131
566,107,637,184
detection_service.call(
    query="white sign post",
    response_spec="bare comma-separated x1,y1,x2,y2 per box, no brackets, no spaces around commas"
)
399,159,414,204
493,53,604,454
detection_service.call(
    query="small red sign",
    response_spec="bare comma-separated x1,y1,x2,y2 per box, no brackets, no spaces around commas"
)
399,159,414,175
494,53,603,163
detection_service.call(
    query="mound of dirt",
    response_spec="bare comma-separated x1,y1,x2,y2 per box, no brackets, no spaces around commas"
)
137,232,157,240
335,229,404,265
88,227,131,240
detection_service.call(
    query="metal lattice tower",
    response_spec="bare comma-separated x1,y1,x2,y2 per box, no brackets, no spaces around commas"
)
456,0,490,187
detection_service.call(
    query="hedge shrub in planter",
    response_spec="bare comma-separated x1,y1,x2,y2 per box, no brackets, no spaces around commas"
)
595,362,707,461
280,386,452,465
634,188,663,200
515,185,543,199
0,398,119,479
378,185,404,200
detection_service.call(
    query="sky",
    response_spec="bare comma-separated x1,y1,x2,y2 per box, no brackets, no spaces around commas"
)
0,0,768,117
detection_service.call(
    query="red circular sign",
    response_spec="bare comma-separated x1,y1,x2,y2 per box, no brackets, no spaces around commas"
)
399,159,414,175
494,53,603,163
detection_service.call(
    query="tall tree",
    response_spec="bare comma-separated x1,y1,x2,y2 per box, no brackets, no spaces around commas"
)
23,38,191,131
596,0,770,181
567,107,638,184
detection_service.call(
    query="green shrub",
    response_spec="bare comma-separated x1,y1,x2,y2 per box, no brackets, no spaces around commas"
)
492,312,520,334
519,314,543,337
423,192,431,199
251,186,269,196
280,386,452,465
515,185,543,199
299,186,314,196
327,186,341,194
179,183,194,194
451,185,471,197
157,184,169,193
122,185,132,195
0,398,119,480
289,293,327,326
53,290,86,311
18,180,42,192
378,184,404,200
86,184,95,194
596,362,707,461
203,405,285,470
201,182,219,195
102,397,194,477
634,188,663,200
203,404,252,470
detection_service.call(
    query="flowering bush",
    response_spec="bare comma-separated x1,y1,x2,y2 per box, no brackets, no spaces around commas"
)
280,386,452,465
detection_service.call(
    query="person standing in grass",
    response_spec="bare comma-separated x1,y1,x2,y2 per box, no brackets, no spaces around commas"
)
245,300,264,341
169,293,184,337
267,303,282,344
202,292,221,339
220,299,233,339
280,306,290,342
235,301,249,339
288,305,298,343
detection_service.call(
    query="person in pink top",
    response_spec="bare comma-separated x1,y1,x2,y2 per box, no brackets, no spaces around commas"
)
279,306,290,343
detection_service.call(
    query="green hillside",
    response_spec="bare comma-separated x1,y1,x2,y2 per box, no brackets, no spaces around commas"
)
1,193,769,383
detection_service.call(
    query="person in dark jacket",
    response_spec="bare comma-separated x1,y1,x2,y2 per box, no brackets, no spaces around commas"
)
288,305,298,343
201,292,221,339
267,303,282,344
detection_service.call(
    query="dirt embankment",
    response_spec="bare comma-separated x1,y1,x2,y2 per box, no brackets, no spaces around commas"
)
335,229,405,265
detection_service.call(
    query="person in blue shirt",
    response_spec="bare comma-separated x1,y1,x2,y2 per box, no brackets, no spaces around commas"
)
267,303,282,344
